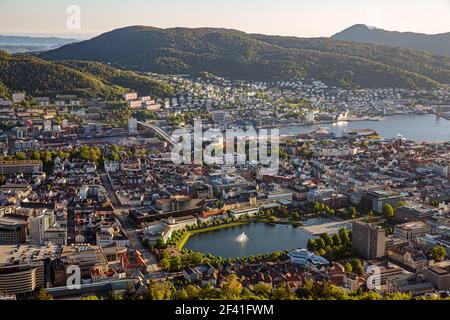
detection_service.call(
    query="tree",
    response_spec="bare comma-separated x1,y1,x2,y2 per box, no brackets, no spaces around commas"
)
159,258,170,270
344,263,353,273
320,233,334,247
432,245,447,262
175,289,189,300
36,288,53,300
348,207,357,218
351,259,364,276
185,284,201,300
332,234,342,246
253,283,272,298
271,286,294,300
81,296,99,300
396,201,406,208
382,204,395,220
307,239,316,251
221,274,243,299
147,281,174,300
338,228,350,244
315,238,326,250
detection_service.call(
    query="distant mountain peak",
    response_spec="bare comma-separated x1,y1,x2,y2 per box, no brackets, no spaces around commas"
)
333,25,450,56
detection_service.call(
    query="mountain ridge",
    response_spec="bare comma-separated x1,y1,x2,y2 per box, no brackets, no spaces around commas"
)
0,50,175,99
39,25,450,89
332,24,450,57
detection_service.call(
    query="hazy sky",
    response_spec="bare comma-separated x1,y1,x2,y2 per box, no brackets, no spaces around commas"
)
1,0,450,39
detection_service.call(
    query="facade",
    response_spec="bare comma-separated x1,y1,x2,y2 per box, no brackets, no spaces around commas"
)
395,204,439,223
387,274,435,296
29,211,54,245
386,246,428,271
352,220,386,260
0,245,58,295
167,215,198,230
361,191,405,214
423,266,450,292
0,160,43,175
394,222,432,242
0,217,27,244
128,117,138,134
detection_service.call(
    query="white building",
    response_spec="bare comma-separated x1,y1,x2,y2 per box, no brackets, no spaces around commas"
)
29,210,54,245
128,118,138,134
305,111,315,124
123,92,138,101
12,92,26,103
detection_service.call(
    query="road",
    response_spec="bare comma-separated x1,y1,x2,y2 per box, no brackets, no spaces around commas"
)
100,172,161,273
137,121,177,146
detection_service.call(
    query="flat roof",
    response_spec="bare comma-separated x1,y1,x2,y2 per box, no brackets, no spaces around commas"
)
0,244,59,267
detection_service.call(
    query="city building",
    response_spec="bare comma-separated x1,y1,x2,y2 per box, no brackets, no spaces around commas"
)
0,160,43,175
361,191,406,214
395,204,439,223
0,217,27,244
423,266,450,292
352,220,386,260
394,221,432,242
0,245,59,296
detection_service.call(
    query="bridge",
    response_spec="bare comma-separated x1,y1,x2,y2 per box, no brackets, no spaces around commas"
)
136,121,178,146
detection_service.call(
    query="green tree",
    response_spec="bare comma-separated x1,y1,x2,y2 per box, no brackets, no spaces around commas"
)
396,201,406,208
221,274,243,299
432,246,447,262
344,263,353,273
175,289,189,300
307,239,316,251
271,286,295,300
351,259,364,276
332,234,342,246
320,233,334,247
81,295,99,300
147,281,174,300
348,207,357,218
253,283,272,298
159,258,170,270
315,238,326,250
382,204,395,220
36,288,53,300
338,228,351,244
185,284,201,300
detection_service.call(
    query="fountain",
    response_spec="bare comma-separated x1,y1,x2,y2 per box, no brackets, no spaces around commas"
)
235,232,249,243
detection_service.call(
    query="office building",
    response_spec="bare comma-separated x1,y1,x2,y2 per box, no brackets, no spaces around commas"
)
352,220,386,260
0,217,27,244
394,221,432,242
423,266,450,291
0,245,58,295
0,160,43,175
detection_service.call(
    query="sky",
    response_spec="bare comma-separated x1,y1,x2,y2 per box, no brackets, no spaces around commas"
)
1,0,450,39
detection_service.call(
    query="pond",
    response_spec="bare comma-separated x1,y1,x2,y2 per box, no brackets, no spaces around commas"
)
183,223,314,258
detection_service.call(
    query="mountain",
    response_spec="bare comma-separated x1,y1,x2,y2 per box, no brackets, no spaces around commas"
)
0,50,175,99
0,35,79,54
40,26,450,89
332,24,450,57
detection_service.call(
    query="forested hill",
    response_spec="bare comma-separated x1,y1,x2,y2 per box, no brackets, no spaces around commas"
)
333,24,450,57
40,25,450,89
0,50,175,99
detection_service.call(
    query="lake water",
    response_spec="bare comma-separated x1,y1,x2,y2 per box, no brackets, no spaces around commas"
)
280,114,450,142
184,223,313,258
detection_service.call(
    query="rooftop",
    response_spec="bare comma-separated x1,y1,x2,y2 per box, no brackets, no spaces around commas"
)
0,244,59,267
